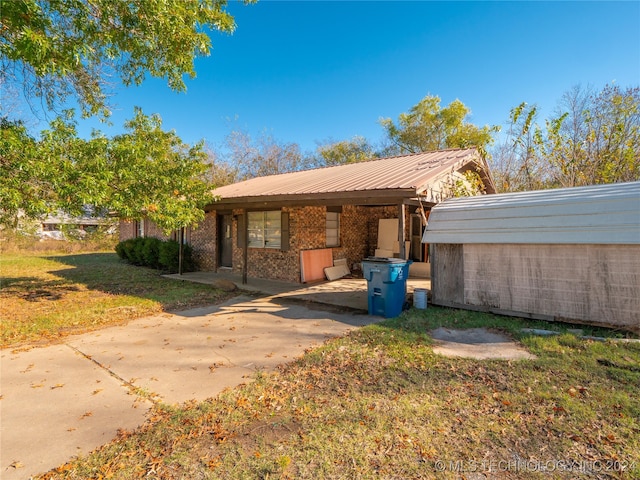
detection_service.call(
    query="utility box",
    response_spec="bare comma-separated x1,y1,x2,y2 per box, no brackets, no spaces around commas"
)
362,258,412,318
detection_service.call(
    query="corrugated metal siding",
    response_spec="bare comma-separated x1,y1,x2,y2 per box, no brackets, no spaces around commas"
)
212,148,484,200
423,181,640,245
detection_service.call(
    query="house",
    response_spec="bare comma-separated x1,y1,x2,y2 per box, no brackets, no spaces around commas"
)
38,210,117,240
120,148,496,283
422,181,640,332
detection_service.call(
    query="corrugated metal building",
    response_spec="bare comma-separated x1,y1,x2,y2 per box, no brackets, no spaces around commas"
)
423,181,640,331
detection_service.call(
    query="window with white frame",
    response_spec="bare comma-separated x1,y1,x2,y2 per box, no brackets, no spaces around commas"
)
248,211,281,249
326,211,340,247
136,220,145,238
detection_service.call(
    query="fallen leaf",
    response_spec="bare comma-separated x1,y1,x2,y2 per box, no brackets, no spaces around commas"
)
9,461,24,469
51,383,65,389
20,364,34,373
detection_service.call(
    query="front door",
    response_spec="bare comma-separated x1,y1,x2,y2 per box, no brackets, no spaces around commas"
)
218,214,233,268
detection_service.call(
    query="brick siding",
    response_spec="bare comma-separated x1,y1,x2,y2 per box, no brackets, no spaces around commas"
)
119,204,416,282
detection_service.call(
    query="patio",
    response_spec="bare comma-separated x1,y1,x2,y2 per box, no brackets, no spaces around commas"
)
165,270,431,314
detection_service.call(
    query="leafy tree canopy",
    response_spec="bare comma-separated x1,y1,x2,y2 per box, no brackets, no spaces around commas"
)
1,0,244,117
0,118,52,227
316,136,377,166
1,109,214,233
492,84,640,192
380,95,499,155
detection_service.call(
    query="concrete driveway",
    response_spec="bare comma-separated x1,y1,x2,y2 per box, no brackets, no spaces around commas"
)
1,294,379,480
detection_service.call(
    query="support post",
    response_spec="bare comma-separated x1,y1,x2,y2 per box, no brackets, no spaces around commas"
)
398,202,406,259
242,211,248,285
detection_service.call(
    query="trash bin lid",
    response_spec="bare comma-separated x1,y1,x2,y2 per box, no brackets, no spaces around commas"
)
364,257,408,264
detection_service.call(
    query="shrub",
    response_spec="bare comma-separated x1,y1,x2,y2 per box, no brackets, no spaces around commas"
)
131,237,147,265
142,237,162,269
115,237,194,273
115,238,136,262
115,238,133,260
159,240,194,273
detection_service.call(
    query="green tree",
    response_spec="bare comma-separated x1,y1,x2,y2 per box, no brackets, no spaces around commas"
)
0,118,54,227
316,136,377,166
93,108,215,233
492,84,640,192
1,0,243,117
1,0,252,231
1,109,214,233
579,85,639,185
380,95,499,154
491,102,549,192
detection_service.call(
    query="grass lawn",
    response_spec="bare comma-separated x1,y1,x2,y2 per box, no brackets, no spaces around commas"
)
0,252,238,348
34,307,639,479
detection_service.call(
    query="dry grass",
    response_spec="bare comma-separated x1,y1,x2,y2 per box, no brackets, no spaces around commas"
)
37,309,640,479
0,251,238,348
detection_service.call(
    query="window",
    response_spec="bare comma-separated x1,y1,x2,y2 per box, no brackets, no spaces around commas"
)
248,211,281,249
172,227,190,244
326,211,340,247
136,220,145,238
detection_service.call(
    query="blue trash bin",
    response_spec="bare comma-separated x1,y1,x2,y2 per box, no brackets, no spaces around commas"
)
362,258,412,318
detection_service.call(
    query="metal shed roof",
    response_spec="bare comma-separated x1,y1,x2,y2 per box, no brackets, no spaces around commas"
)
210,148,494,208
423,181,640,245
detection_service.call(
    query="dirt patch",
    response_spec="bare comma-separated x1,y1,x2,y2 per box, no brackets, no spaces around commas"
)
430,327,536,360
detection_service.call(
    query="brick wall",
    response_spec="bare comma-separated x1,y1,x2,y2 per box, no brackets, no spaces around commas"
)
119,220,136,242
118,219,169,242
119,204,416,282
191,213,217,270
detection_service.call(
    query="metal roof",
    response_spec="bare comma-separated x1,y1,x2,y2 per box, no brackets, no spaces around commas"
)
210,148,494,207
423,181,640,245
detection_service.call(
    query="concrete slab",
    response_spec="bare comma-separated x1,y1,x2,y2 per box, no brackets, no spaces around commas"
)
1,295,379,479
164,271,431,313
430,327,536,360
0,344,151,480
67,295,374,406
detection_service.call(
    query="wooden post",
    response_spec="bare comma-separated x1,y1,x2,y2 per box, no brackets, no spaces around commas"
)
178,227,184,276
398,203,406,259
242,211,248,285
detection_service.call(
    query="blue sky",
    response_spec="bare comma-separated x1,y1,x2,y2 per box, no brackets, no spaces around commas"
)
42,1,640,153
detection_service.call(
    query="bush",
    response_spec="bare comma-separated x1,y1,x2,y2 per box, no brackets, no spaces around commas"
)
159,240,194,274
142,237,162,269
115,238,134,260
115,237,194,273
131,237,146,265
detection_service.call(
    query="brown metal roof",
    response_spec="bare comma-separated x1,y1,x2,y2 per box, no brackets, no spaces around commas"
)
210,148,493,208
